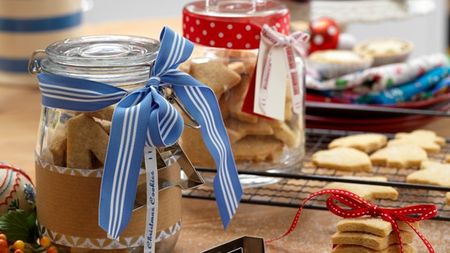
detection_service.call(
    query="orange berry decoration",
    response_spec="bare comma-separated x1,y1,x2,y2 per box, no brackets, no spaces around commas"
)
39,236,52,248
0,234,6,241
13,240,25,251
0,239,8,248
47,246,57,253
14,249,24,253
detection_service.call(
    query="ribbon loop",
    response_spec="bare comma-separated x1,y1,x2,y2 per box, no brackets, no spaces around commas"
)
262,25,309,58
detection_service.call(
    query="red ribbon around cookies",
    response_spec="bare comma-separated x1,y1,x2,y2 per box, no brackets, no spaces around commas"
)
267,189,437,253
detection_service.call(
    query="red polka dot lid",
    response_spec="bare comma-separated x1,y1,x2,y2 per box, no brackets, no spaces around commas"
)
183,0,290,50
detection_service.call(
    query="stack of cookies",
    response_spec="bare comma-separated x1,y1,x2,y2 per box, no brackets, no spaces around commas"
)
179,56,303,166
332,218,417,253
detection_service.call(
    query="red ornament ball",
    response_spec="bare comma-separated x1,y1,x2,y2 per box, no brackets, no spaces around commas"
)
308,17,340,54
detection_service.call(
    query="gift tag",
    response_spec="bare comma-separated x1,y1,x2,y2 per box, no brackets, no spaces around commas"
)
253,35,287,121
144,146,158,253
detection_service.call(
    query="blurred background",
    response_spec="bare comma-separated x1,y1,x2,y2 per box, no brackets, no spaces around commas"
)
86,0,447,56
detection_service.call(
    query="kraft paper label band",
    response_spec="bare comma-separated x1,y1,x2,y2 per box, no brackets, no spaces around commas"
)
35,156,182,249
40,221,181,249
36,157,145,178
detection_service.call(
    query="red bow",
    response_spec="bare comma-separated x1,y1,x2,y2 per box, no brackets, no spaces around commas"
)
267,189,437,253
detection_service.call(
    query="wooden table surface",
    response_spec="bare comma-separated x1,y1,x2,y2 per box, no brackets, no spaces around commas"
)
1,18,450,252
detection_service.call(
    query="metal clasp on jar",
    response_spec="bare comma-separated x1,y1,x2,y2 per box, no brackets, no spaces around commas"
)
161,86,201,130
28,49,47,74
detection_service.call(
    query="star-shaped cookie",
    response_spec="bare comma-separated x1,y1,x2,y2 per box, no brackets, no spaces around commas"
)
312,147,372,172
388,129,445,153
406,161,450,186
370,144,427,169
324,176,398,201
328,133,387,153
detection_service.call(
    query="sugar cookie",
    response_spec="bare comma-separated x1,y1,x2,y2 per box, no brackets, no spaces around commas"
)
370,144,427,169
445,154,450,163
48,123,67,167
325,176,398,201
191,60,241,98
272,122,301,148
390,129,445,153
84,106,115,121
66,114,109,169
332,244,415,253
331,231,413,251
337,218,418,237
406,161,450,186
329,134,387,153
312,147,372,172
225,118,274,137
226,74,258,123
228,61,246,75
232,136,283,162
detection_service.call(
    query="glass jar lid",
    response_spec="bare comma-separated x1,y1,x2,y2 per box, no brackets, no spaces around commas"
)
45,35,159,67
184,0,288,18
40,35,160,86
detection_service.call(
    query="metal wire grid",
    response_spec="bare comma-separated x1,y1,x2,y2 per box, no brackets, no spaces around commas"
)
182,128,450,221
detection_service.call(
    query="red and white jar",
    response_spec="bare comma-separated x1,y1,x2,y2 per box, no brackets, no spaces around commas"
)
180,0,305,176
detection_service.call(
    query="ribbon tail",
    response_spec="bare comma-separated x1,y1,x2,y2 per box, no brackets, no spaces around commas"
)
390,220,404,253
288,46,305,115
144,146,158,253
405,222,435,253
99,92,152,239
172,82,243,228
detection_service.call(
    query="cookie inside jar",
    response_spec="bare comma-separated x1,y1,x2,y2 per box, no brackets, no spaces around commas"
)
179,47,305,171
178,0,306,180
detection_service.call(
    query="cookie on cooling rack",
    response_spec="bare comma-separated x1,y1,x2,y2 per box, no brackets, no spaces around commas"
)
312,147,372,172
324,176,398,201
370,144,427,169
406,161,450,187
388,129,445,154
328,133,387,153
445,154,450,163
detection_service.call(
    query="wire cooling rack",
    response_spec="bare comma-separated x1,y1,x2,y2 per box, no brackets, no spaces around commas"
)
182,128,450,221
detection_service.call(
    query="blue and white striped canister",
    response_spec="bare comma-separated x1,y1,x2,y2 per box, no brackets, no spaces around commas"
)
0,0,85,86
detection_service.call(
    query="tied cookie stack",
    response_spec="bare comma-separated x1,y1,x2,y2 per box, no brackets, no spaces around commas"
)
332,218,417,253
266,189,437,253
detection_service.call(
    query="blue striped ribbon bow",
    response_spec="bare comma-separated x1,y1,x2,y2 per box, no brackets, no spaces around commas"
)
38,27,242,239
